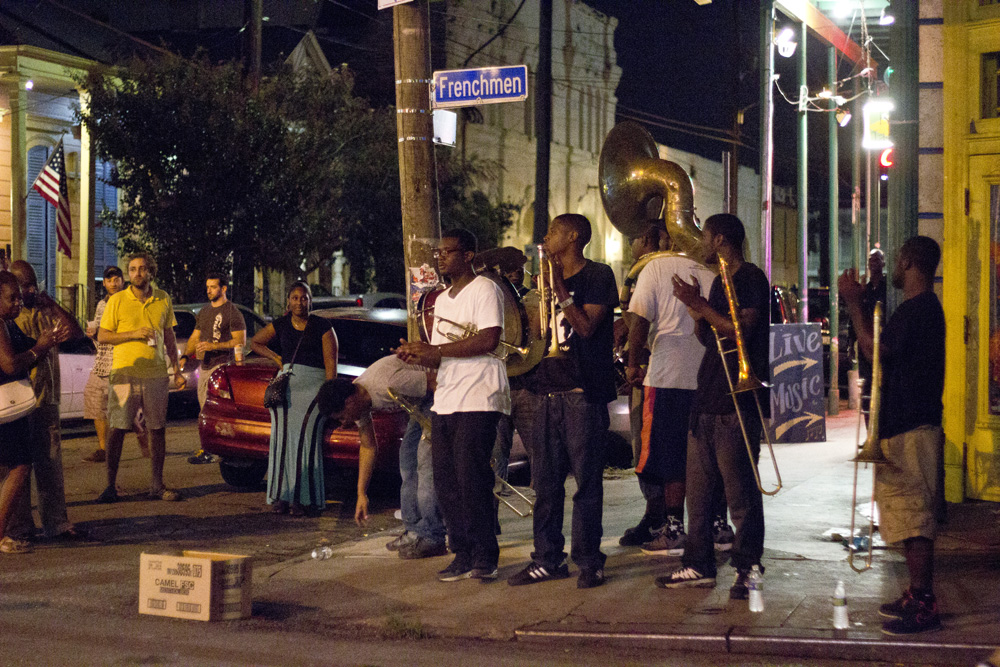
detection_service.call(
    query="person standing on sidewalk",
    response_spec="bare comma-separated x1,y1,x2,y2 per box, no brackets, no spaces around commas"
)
181,272,246,409
6,260,86,542
96,252,185,503
507,214,619,590
839,236,945,636
82,266,150,464
395,228,510,583
321,355,446,560
661,214,770,600
620,235,717,556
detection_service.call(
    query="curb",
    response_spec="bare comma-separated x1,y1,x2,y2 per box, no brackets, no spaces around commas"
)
515,623,1000,665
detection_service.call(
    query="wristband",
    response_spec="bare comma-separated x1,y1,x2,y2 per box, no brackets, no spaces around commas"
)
558,297,574,310
28,348,38,362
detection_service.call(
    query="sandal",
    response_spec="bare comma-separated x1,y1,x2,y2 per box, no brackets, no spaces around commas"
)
0,536,33,554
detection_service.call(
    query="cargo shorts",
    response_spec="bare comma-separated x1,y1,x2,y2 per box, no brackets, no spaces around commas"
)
107,373,169,431
874,425,943,544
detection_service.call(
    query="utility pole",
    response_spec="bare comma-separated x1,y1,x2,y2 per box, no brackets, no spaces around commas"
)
244,0,262,92
796,20,808,322
393,1,439,341
827,46,840,415
533,0,552,244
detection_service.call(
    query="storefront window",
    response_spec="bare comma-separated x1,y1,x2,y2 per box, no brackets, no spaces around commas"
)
989,185,1000,413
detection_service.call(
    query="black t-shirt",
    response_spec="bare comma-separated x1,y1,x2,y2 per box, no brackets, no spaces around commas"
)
531,260,619,404
878,290,945,439
692,261,771,417
272,314,332,370
195,301,246,368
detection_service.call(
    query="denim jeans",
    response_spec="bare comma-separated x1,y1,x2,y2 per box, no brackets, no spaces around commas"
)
530,391,608,571
398,400,445,544
8,404,71,538
491,388,539,480
682,411,765,576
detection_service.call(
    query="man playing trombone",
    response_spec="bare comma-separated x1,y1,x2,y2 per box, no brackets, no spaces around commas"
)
662,214,771,600
839,236,945,635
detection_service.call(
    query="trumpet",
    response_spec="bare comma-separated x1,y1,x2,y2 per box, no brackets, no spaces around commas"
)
434,316,530,359
848,302,885,573
712,256,782,496
537,244,566,359
386,388,534,517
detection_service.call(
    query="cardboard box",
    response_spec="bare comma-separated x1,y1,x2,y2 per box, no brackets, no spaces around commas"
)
139,551,252,621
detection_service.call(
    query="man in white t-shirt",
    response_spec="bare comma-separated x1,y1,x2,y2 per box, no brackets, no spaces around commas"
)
321,355,445,560
621,248,716,555
396,228,510,582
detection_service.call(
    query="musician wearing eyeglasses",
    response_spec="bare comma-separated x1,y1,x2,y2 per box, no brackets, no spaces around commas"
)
664,214,771,600
395,228,510,583
507,214,619,590
839,236,945,635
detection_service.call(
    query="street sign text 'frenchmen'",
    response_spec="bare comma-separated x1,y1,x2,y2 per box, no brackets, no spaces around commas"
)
432,65,528,109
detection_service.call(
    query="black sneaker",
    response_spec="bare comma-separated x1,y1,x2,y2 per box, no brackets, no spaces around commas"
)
654,566,716,589
881,595,942,635
507,561,570,586
619,517,662,547
577,567,605,589
878,588,914,619
437,556,473,582
398,537,448,560
729,565,764,600
96,486,120,504
713,516,735,552
386,531,418,552
470,566,499,581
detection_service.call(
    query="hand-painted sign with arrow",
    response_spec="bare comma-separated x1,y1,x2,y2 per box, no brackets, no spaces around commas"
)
768,323,826,442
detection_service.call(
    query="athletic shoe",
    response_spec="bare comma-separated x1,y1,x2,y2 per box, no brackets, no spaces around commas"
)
654,566,716,589
730,565,763,600
619,516,662,547
0,536,32,554
470,566,499,581
507,561,570,586
878,589,914,619
187,450,218,464
437,556,474,582
386,531,418,552
640,517,686,556
881,595,942,635
398,537,448,560
713,516,735,552
82,449,106,463
96,486,120,504
577,567,605,589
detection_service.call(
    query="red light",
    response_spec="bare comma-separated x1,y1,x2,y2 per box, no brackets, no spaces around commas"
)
879,148,894,168
355,297,363,306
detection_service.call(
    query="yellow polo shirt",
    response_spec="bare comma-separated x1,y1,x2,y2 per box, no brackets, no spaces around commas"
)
100,286,177,379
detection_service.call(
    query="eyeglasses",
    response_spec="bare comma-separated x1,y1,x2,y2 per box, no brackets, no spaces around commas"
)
433,247,463,259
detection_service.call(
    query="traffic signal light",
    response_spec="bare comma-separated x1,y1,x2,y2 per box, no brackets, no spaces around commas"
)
879,147,893,181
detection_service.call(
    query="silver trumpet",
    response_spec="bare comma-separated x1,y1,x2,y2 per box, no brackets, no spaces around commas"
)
386,389,534,517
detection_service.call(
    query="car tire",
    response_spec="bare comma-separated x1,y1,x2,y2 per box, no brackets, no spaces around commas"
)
218,458,268,489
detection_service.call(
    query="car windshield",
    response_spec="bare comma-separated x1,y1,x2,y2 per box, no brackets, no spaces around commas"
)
328,317,407,367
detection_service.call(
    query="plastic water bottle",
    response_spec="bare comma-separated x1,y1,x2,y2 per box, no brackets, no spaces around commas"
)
833,580,850,629
747,565,764,612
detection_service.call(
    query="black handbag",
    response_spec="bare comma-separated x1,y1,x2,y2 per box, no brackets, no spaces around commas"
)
263,319,306,410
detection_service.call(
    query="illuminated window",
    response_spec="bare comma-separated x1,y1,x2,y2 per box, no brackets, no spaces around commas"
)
984,51,1000,119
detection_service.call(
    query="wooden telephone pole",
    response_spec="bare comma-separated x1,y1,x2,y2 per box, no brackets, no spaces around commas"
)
393,1,440,340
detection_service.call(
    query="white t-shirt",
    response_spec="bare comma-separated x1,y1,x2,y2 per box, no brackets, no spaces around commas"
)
430,276,511,415
629,255,715,390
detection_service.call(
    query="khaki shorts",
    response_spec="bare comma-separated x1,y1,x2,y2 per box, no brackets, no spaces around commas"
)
107,374,169,431
85,373,147,432
875,425,943,544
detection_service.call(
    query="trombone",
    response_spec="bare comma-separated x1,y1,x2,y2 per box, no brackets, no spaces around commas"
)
848,302,886,573
712,256,783,496
537,244,567,359
386,388,534,517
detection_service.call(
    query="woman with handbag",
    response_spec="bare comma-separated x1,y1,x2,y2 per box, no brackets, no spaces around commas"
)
251,281,337,516
0,271,63,554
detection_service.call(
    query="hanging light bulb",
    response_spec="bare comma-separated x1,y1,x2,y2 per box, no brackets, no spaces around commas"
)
879,7,895,26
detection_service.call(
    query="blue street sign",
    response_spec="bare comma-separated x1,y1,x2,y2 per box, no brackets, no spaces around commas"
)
432,65,528,109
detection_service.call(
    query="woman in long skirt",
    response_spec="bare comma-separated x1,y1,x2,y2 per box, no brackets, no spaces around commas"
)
251,281,337,516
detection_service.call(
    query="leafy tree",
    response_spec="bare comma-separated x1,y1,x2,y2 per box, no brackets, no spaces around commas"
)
78,53,519,302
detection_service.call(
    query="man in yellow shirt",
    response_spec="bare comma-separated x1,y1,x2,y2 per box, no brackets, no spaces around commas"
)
97,253,185,502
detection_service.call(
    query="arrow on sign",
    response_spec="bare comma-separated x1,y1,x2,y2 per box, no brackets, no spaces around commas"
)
774,412,823,440
773,357,819,376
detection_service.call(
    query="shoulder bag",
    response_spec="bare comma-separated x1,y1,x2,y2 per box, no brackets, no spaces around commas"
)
263,319,306,410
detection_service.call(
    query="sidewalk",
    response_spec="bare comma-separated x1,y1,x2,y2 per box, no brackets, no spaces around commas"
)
256,407,1000,665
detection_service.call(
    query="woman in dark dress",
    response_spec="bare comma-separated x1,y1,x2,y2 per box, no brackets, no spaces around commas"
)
251,282,337,516
0,271,62,553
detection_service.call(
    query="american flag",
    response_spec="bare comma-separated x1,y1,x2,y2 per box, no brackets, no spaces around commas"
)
31,140,72,258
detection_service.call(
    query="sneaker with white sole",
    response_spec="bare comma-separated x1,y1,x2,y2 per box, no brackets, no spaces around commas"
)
386,531,418,552
713,516,735,552
507,560,570,586
640,517,686,556
654,566,716,589
437,555,473,582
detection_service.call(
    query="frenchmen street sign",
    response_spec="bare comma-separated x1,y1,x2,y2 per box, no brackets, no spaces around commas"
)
431,65,529,109
768,323,827,443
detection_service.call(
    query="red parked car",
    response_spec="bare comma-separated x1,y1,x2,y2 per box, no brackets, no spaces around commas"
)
198,308,409,489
